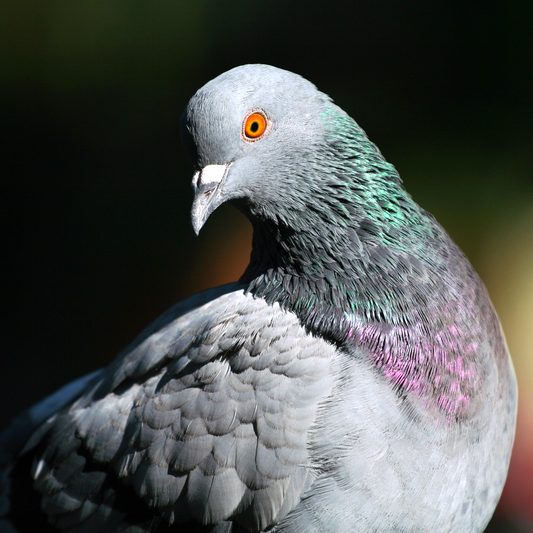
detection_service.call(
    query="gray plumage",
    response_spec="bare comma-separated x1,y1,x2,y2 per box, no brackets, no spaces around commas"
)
0,65,517,532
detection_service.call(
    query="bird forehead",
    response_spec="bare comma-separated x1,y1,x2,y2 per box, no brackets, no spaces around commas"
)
202,64,315,96
189,64,320,122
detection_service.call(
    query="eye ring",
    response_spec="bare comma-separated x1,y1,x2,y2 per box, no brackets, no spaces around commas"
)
242,111,269,141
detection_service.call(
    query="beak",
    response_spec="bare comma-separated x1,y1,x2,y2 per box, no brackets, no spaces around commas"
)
191,163,231,235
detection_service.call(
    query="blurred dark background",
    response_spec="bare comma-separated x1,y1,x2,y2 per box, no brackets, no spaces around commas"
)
1,1,532,530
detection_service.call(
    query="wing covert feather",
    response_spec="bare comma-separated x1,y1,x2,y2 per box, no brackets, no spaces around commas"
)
30,288,337,531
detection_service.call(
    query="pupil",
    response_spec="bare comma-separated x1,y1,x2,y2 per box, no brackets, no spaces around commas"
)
250,121,259,132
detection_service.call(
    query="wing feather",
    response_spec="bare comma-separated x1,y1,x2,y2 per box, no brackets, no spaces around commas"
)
3,286,337,531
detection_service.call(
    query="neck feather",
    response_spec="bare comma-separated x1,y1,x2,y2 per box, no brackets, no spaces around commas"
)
239,108,486,421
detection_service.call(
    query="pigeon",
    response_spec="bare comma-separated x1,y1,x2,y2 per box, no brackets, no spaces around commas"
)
0,64,517,532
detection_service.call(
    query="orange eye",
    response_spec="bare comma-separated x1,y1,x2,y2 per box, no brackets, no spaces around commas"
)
243,111,268,140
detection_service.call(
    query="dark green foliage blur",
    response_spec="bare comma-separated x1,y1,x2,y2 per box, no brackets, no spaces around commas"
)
1,1,532,530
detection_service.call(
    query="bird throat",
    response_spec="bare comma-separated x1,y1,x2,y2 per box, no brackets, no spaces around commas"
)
242,216,414,343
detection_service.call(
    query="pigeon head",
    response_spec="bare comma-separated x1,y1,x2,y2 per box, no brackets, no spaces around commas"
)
182,64,340,235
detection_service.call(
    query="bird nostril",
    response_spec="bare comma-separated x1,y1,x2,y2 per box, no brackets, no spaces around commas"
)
195,164,229,190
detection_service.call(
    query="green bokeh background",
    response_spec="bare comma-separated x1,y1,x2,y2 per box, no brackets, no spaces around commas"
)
2,1,532,530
